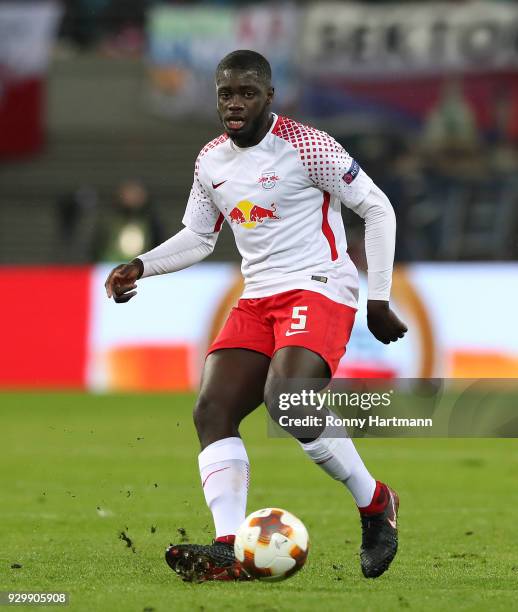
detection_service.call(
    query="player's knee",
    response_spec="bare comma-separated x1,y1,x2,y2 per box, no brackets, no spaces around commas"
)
193,394,218,434
193,392,240,437
264,381,324,440
263,383,281,421
264,385,295,437
193,393,243,448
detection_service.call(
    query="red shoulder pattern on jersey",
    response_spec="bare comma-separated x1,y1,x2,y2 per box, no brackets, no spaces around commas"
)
194,133,229,178
195,133,229,175
200,133,229,157
188,133,228,232
272,116,352,189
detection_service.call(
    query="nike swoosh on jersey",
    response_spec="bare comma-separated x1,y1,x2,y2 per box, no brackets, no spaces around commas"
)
212,180,227,189
285,330,309,336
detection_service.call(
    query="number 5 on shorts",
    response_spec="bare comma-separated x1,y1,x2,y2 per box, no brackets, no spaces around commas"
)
290,306,308,330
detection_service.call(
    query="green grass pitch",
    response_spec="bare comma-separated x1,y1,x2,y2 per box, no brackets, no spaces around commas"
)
1,392,517,611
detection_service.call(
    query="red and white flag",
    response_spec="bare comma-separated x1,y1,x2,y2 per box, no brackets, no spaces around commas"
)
0,1,62,158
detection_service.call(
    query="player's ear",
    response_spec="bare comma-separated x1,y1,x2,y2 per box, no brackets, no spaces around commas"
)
267,87,274,105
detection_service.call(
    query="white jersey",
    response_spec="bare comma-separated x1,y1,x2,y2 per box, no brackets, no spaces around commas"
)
182,114,373,308
139,114,395,306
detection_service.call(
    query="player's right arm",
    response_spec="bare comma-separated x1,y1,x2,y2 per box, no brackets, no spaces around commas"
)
105,159,224,303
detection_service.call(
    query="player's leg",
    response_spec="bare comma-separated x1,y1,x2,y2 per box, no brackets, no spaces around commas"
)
265,290,399,578
166,299,274,581
166,348,270,581
264,345,377,509
265,345,399,578
191,296,274,546
194,348,269,540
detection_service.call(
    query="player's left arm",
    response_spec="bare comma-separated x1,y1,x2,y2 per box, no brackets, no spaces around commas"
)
308,134,407,344
351,183,408,344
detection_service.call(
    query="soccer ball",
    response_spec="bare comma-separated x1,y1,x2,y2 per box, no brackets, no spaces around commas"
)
234,508,309,580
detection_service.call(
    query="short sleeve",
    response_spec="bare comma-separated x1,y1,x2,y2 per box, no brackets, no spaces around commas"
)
182,156,224,234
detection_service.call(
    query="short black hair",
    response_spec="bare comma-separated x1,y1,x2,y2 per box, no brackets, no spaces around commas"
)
216,50,272,85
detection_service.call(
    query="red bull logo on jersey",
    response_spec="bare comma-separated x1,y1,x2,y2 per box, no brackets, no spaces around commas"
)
228,200,280,229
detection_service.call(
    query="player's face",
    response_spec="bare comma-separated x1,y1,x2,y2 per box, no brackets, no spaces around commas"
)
216,69,274,147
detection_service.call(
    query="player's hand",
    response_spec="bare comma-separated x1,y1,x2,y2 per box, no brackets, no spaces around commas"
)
367,300,408,344
105,259,144,304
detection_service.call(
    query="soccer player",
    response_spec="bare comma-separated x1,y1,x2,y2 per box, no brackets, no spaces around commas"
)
105,50,407,581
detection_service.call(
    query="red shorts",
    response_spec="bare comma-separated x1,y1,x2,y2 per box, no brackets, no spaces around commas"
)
207,289,356,375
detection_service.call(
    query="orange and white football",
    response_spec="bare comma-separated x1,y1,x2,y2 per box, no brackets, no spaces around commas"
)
234,508,309,581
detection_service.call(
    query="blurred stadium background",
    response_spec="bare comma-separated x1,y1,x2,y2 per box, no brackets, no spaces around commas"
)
1,0,518,393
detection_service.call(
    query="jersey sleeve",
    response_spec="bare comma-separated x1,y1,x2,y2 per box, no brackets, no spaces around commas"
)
182,155,224,234
273,117,373,207
138,227,218,278
305,132,374,208
356,183,396,300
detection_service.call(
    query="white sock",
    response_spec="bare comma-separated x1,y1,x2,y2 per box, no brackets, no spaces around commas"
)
198,437,249,538
299,421,376,507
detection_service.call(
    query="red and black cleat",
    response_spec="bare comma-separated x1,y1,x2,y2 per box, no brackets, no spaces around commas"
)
165,538,252,583
359,481,399,578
